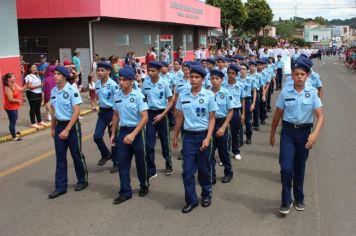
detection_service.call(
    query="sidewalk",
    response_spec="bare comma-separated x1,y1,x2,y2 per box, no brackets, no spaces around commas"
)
0,91,95,143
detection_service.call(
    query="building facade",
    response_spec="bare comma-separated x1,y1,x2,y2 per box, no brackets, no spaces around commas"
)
304,27,332,47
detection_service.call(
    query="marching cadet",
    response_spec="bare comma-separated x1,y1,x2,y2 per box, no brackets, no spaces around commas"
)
173,65,217,214
48,66,88,199
266,57,276,112
160,61,176,129
270,58,324,215
299,55,324,98
260,59,271,124
142,61,174,179
224,64,245,160
110,67,149,204
94,62,119,173
249,60,263,131
209,69,234,184
237,63,257,145
275,55,284,89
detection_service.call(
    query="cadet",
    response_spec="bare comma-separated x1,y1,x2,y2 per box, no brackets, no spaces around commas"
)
110,67,149,204
209,69,234,184
270,59,324,215
142,61,174,179
160,61,176,129
260,59,271,124
275,55,284,89
266,57,276,112
249,60,263,131
237,63,257,145
224,64,245,160
48,66,88,199
173,65,217,214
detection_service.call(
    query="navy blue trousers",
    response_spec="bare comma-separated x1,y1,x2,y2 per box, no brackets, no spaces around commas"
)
211,119,233,182
252,91,260,127
276,68,283,88
182,131,212,205
279,125,311,206
259,88,267,122
116,127,148,198
229,108,241,155
5,109,18,138
239,97,252,143
54,122,88,192
145,110,172,177
94,108,116,163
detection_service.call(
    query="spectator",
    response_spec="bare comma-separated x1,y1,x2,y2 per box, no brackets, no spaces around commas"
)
194,47,202,60
72,50,82,86
43,64,56,121
146,47,157,64
88,74,97,111
37,55,49,80
3,73,25,141
91,53,100,78
177,46,184,61
160,48,168,63
110,56,121,82
25,64,45,128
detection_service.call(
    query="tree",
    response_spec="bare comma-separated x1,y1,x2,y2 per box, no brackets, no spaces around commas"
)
276,21,296,39
290,37,306,47
256,36,278,47
314,16,327,26
206,0,247,40
243,0,273,37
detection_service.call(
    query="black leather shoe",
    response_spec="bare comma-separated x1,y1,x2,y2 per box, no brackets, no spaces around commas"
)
74,182,88,191
48,190,66,199
113,195,131,205
110,165,119,173
212,179,217,185
221,175,233,183
201,197,211,207
181,203,199,213
246,139,252,145
98,154,111,166
261,120,266,125
138,186,149,197
254,126,260,131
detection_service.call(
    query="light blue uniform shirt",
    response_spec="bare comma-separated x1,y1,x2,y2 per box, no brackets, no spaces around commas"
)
276,84,322,124
50,82,82,121
95,78,119,108
113,89,148,127
223,81,245,108
276,60,284,69
170,70,184,84
204,72,212,90
249,72,262,91
213,87,234,118
267,64,276,78
237,75,257,98
141,78,172,110
306,70,322,89
176,88,218,131
261,69,271,85
175,77,191,95
161,73,176,90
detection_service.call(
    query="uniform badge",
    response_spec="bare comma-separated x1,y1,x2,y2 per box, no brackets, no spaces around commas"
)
63,92,69,99
235,87,239,91
158,84,162,89
220,94,225,99
247,79,250,83
244,87,248,91
199,99,204,104
130,97,135,103
107,84,111,89
305,93,310,98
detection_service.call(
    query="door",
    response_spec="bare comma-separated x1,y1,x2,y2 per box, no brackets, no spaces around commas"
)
159,35,174,64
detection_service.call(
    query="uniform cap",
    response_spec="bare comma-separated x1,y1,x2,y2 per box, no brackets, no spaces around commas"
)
227,64,240,74
119,67,135,80
174,58,183,65
160,61,169,67
97,62,112,70
183,61,192,68
240,62,249,70
210,69,225,78
248,60,257,66
55,66,71,79
206,58,216,65
292,59,311,73
149,61,163,69
190,65,207,77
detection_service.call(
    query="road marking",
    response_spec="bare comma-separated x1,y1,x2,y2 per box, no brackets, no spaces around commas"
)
0,133,93,178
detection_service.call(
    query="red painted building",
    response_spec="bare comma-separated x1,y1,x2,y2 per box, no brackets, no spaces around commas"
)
16,0,220,86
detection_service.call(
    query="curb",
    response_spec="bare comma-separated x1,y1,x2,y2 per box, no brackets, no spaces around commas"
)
0,108,95,144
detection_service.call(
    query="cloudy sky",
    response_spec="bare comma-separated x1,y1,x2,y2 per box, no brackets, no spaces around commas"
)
261,0,356,20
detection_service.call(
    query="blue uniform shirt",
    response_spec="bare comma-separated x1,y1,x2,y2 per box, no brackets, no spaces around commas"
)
161,73,176,90
249,72,262,91
176,88,217,131
95,78,119,108
223,81,245,108
50,82,82,121
213,87,234,118
237,75,257,98
276,84,322,124
204,73,212,90
141,77,173,110
276,60,284,69
306,70,322,89
175,77,191,95
170,70,184,83
113,89,148,127
261,69,271,85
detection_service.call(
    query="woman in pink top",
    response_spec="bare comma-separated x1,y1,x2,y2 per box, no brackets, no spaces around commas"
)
43,64,56,121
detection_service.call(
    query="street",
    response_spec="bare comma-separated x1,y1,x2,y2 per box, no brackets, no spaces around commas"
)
0,56,355,236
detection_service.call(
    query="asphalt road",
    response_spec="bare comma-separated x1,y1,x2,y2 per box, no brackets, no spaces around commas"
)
0,56,355,236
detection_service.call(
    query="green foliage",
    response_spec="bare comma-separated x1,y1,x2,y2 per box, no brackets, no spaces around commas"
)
314,16,327,25
243,0,273,35
290,37,307,47
256,36,278,47
327,17,356,28
275,20,304,39
206,0,247,37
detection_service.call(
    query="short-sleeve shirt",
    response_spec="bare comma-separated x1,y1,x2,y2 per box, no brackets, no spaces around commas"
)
276,84,322,124
214,87,234,118
72,56,81,72
249,72,263,91
237,75,257,98
25,74,42,94
223,81,244,108
307,70,322,89
176,88,217,131
95,78,120,108
160,73,176,90
141,78,173,110
50,82,82,121
113,89,148,127
37,63,49,80
175,77,191,95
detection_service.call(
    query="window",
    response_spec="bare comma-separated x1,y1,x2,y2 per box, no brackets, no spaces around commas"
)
144,34,151,45
182,35,187,57
118,34,129,46
313,35,318,41
19,36,48,54
187,34,193,43
200,35,207,47
343,27,347,34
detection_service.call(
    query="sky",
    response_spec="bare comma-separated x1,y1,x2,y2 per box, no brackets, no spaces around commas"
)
200,0,356,21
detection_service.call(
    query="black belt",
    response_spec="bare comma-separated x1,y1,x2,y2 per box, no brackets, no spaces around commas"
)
183,130,207,135
216,118,226,124
283,121,313,129
57,120,70,125
233,108,241,111
99,107,113,111
148,109,165,113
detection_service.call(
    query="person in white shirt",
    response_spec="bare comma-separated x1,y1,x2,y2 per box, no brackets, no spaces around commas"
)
194,48,202,60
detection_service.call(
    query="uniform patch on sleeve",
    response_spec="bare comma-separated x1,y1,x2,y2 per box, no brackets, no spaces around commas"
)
229,96,232,100
143,98,148,103
115,86,118,90
74,93,79,97
51,96,56,99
